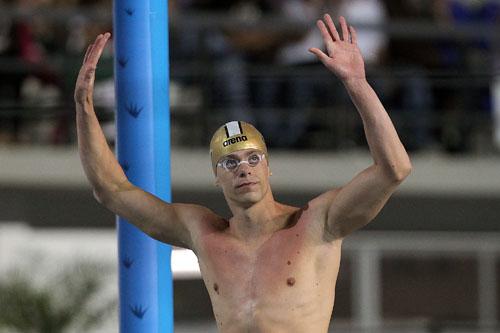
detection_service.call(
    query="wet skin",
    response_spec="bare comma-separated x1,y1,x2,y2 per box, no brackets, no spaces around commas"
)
190,201,343,333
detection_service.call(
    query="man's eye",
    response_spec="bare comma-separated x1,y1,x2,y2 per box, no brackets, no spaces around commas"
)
223,159,238,169
248,154,260,163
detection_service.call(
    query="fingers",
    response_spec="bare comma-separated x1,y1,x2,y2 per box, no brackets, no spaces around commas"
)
76,33,111,96
349,25,358,45
83,44,94,64
317,14,356,45
323,14,340,41
339,16,349,42
316,20,335,56
86,33,111,68
308,47,330,64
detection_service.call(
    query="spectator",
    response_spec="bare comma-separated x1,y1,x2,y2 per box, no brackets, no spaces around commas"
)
339,0,387,65
382,0,437,152
433,0,499,152
0,0,62,143
177,0,285,137
255,0,330,148
259,0,388,149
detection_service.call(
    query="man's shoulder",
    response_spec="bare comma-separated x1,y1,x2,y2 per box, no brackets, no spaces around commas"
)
295,188,342,216
273,194,338,225
175,203,228,231
310,188,344,211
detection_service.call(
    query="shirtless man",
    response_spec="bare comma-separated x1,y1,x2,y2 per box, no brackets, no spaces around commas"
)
75,14,411,333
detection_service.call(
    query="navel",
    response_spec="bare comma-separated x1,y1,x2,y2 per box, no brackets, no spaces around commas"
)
287,260,291,265
213,283,220,294
287,277,296,286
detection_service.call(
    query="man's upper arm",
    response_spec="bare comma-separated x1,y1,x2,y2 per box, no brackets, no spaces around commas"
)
96,182,216,249
317,165,405,240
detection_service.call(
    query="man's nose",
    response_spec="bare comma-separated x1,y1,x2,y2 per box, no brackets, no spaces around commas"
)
237,163,252,177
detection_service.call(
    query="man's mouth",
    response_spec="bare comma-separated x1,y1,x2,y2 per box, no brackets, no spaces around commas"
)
236,182,258,189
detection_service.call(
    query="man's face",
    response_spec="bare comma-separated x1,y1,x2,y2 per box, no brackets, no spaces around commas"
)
215,149,271,207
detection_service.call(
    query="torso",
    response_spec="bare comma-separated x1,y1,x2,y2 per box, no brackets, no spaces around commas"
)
191,202,343,333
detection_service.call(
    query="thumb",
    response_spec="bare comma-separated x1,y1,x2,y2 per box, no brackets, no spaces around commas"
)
309,48,330,64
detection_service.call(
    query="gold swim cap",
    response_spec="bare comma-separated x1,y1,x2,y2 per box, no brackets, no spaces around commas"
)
210,121,268,175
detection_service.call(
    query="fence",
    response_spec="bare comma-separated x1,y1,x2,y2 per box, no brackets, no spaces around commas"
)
0,8,499,152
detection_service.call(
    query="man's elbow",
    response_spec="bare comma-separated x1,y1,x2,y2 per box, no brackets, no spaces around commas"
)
92,180,133,206
392,161,412,183
382,159,412,183
92,186,121,208
93,187,109,206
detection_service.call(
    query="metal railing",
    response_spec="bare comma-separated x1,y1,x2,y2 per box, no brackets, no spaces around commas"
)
0,7,499,152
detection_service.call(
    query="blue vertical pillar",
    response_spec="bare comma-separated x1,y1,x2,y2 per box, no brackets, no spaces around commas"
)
113,0,172,332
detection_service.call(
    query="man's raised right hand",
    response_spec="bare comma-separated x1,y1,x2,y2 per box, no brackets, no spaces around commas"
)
74,33,111,107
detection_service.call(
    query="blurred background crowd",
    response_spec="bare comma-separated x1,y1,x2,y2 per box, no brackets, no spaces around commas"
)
0,0,499,154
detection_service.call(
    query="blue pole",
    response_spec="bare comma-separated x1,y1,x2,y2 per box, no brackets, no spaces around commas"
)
113,0,172,332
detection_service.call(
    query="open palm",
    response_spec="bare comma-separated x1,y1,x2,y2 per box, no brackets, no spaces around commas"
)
74,33,111,107
309,14,365,82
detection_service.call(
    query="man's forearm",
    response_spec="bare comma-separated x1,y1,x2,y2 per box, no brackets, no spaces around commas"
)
344,78,412,180
76,102,129,194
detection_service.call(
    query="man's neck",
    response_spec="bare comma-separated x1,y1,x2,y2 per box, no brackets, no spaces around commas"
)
227,192,292,241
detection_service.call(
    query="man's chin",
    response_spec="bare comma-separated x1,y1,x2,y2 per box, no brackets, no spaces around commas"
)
232,191,262,206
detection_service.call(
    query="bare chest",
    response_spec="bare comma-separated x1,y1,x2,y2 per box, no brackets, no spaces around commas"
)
195,221,341,303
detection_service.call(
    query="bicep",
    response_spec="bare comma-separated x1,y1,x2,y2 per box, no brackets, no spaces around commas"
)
321,165,402,240
97,183,200,248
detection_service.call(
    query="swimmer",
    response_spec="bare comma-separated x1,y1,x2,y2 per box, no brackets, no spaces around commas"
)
75,15,411,332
